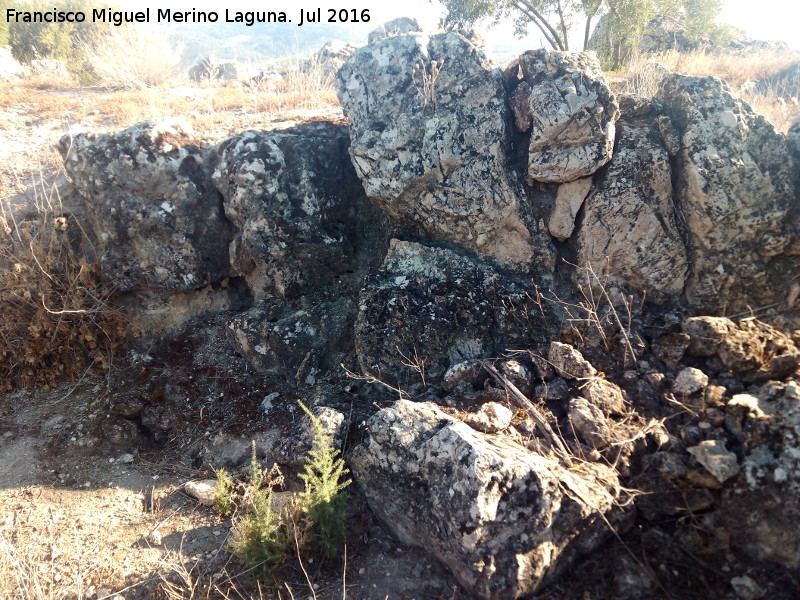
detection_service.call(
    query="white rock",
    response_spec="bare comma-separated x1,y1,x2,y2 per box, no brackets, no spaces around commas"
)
464,402,514,433
730,575,765,600
548,177,592,241
672,367,708,395
548,342,597,379
147,530,162,546
687,440,740,483
184,480,217,506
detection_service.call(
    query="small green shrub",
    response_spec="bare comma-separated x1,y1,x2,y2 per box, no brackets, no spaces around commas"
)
224,405,351,581
229,442,289,578
297,401,351,557
214,468,235,518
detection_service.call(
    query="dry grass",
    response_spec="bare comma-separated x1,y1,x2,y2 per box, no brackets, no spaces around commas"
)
0,170,128,391
619,48,800,132
79,26,184,89
0,531,91,600
0,83,85,118
0,67,340,136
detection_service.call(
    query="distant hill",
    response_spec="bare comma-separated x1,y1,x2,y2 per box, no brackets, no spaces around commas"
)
172,22,367,67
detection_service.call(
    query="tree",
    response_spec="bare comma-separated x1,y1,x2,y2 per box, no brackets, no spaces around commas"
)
8,0,111,66
436,0,724,64
0,0,10,48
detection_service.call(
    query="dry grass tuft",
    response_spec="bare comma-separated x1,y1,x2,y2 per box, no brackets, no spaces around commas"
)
79,26,184,89
0,170,128,391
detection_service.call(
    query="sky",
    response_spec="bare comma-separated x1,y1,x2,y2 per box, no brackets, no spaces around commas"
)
124,0,798,51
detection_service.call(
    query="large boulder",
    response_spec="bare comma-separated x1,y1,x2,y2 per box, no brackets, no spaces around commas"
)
576,96,688,301
336,30,551,271
657,74,797,311
213,122,387,302
506,49,619,183
354,240,547,391
58,119,233,294
350,399,621,599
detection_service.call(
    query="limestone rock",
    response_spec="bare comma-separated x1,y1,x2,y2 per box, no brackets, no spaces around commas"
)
658,74,797,311
355,240,547,390
443,360,485,391
548,342,597,379
687,440,739,483
184,480,217,506
367,17,421,44
683,316,737,357
226,298,354,384
189,56,237,82
304,40,356,77
548,177,592,241
337,31,551,271
719,380,800,568
683,317,799,381
59,119,233,294
568,397,613,449
350,399,621,599
672,367,709,395
214,122,387,301
638,16,705,54
580,378,626,415
652,332,691,368
463,402,514,434
730,576,765,600
576,97,687,301
507,49,619,183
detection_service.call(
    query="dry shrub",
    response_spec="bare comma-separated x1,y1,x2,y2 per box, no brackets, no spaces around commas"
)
0,175,127,391
80,25,183,89
620,48,800,132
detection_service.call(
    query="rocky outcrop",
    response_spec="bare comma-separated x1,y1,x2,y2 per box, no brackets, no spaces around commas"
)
188,55,238,82
213,122,386,302
0,49,25,81
350,399,621,599
336,30,551,271
213,122,389,379
506,49,619,183
657,74,796,311
58,119,233,294
354,240,547,391
26,59,71,80
367,17,421,44
304,40,356,78
226,298,355,384
637,16,705,54
576,96,687,301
